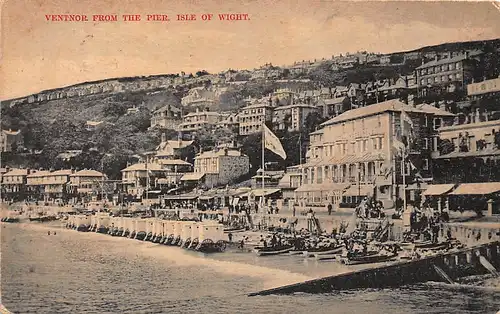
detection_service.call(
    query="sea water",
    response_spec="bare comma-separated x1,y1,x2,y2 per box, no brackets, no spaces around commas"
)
1,223,499,314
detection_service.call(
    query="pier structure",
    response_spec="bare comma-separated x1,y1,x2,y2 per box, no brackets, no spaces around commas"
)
249,241,500,296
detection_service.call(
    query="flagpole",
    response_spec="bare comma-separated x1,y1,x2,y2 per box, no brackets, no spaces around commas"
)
146,154,149,213
402,147,406,213
400,110,407,214
261,123,265,208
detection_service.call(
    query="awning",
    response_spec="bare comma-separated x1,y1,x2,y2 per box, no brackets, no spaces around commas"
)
246,188,281,197
343,185,374,197
422,184,455,196
180,173,205,181
147,190,163,194
295,183,349,193
157,159,192,166
435,148,500,159
199,193,219,200
449,182,500,195
157,179,172,184
162,194,198,200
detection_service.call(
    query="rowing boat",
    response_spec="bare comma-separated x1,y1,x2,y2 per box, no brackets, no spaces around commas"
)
254,246,293,256
312,246,344,258
341,252,397,265
302,245,344,257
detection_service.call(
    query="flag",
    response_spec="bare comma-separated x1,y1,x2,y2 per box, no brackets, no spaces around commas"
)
393,109,415,156
408,160,423,185
400,109,415,148
262,124,287,160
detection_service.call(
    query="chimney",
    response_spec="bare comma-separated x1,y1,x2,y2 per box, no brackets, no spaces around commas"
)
464,51,469,59
224,148,228,156
434,55,438,62
196,108,199,113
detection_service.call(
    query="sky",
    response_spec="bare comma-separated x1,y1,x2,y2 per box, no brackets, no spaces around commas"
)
1,0,500,100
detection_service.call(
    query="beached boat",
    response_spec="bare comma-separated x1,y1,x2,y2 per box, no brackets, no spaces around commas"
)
312,246,344,258
303,245,344,257
314,254,340,261
254,246,294,256
341,252,397,265
288,250,304,256
3,217,20,223
224,227,246,233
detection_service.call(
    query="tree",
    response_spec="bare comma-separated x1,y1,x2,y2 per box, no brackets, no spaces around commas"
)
304,111,326,134
196,70,209,77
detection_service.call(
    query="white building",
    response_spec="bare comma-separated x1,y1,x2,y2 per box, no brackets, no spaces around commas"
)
192,147,250,187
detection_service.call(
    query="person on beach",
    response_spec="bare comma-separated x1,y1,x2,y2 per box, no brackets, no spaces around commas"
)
228,232,233,242
327,203,332,216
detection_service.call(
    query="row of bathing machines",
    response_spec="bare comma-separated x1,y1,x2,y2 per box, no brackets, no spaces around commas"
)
65,214,227,253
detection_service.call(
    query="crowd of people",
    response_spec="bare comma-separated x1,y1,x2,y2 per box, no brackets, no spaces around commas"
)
355,197,386,219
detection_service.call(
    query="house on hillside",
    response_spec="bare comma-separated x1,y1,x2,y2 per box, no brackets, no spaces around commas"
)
192,147,250,188
156,135,194,161
416,50,483,97
150,104,182,129
0,129,24,153
178,108,224,134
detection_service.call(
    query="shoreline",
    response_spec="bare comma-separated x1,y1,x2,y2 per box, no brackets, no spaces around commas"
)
2,222,316,290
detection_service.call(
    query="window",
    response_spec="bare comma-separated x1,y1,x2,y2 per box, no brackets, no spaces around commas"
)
378,137,383,150
363,140,368,152
423,138,429,150
433,118,442,130
423,159,429,170
372,138,377,150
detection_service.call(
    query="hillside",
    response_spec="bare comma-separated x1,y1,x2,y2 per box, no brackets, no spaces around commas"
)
1,38,499,179
0,89,182,179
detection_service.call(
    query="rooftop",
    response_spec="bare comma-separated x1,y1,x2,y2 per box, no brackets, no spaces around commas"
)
196,149,247,159
71,169,106,177
121,163,164,172
3,168,29,176
321,100,454,126
416,50,482,70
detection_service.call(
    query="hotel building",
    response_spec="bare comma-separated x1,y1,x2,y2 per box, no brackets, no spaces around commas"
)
294,99,454,208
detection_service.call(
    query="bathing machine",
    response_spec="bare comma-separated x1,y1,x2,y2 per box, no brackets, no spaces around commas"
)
180,221,196,247
196,222,226,253
134,219,147,240
75,215,91,232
